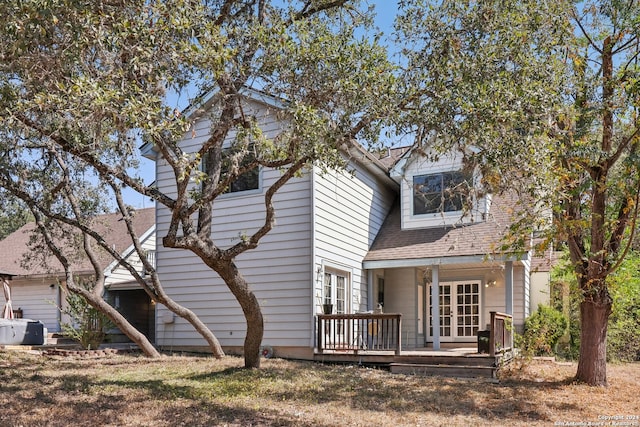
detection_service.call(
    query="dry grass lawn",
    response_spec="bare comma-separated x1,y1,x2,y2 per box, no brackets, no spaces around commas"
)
0,350,638,426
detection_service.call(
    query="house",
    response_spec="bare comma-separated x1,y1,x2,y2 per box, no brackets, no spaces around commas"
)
0,209,156,341
147,88,547,359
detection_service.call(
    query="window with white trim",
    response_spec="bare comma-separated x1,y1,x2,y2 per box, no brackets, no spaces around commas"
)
413,171,470,215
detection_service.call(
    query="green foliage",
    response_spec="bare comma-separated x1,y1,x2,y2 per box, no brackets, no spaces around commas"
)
551,250,640,362
60,288,115,350
0,0,396,367
606,252,640,362
0,195,33,240
520,305,568,357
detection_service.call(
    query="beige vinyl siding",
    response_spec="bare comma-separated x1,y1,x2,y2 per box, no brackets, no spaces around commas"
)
155,97,314,349
381,268,417,348
523,259,531,318
513,264,526,331
481,264,527,331
313,160,395,315
9,278,61,332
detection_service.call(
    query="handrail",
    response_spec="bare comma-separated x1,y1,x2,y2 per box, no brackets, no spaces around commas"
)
316,313,402,355
489,311,513,357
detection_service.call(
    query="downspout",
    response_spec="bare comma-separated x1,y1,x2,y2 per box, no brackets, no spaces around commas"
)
310,165,318,349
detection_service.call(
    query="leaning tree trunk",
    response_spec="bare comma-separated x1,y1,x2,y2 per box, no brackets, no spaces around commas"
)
152,285,225,358
70,285,161,358
217,262,264,369
575,296,612,386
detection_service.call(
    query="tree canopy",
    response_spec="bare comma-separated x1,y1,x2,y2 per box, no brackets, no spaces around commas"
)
0,0,397,368
396,0,640,385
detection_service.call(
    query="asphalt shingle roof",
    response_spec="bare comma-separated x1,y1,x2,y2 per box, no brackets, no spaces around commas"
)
0,208,155,277
364,194,518,263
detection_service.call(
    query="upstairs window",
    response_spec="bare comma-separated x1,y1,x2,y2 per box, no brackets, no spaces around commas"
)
222,146,259,193
413,171,470,215
202,145,260,194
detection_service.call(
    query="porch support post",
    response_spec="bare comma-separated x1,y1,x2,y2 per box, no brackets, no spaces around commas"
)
367,270,374,312
505,261,514,315
431,265,440,350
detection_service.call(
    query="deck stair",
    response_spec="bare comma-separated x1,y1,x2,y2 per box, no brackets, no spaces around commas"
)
45,333,76,346
389,355,499,379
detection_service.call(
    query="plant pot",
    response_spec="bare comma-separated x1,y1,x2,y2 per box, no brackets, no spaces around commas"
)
322,304,333,314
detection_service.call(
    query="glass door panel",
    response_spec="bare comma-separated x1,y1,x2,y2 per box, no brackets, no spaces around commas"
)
429,281,480,340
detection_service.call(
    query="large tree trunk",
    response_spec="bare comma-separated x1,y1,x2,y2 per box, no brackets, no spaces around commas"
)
575,297,612,386
217,262,264,369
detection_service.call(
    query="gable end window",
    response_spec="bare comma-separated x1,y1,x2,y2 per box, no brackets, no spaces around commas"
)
413,171,470,215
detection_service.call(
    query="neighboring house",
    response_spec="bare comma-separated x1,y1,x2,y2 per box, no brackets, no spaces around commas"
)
146,88,550,359
0,209,156,341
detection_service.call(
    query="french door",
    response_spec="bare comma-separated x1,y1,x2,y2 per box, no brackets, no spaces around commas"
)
428,281,480,341
323,269,350,344
323,270,348,315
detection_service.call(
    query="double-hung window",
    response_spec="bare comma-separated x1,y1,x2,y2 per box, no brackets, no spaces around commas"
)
222,144,259,193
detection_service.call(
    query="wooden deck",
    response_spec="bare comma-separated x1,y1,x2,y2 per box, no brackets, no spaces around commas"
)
313,345,510,379
315,311,515,379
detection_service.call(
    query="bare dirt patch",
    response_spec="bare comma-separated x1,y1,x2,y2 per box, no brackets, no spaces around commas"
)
0,351,638,426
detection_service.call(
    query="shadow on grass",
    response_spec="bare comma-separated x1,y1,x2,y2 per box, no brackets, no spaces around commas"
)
0,352,585,426
183,360,581,424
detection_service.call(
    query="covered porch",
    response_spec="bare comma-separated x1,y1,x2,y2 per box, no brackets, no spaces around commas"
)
362,255,527,350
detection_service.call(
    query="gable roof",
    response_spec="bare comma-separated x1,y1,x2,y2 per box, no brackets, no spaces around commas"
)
377,146,413,169
0,208,155,278
0,270,16,279
363,194,526,268
141,85,398,189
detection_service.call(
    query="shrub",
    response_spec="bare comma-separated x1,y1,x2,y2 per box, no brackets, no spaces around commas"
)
521,304,567,357
606,253,640,362
61,290,114,350
550,250,640,362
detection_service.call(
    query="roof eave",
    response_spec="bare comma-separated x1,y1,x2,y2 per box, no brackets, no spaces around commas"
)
363,252,529,270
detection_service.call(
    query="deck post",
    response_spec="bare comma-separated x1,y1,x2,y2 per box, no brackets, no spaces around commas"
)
431,265,440,351
317,315,324,353
489,311,496,357
395,315,402,355
505,261,513,315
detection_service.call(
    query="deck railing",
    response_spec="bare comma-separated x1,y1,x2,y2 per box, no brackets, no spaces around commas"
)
316,313,402,355
489,311,513,357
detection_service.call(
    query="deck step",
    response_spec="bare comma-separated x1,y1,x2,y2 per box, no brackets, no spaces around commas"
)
46,333,76,346
389,363,497,379
393,355,497,367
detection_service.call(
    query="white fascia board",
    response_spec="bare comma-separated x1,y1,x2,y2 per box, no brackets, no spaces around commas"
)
140,141,157,160
363,252,529,270
104,225,156,277
185,86,288,121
